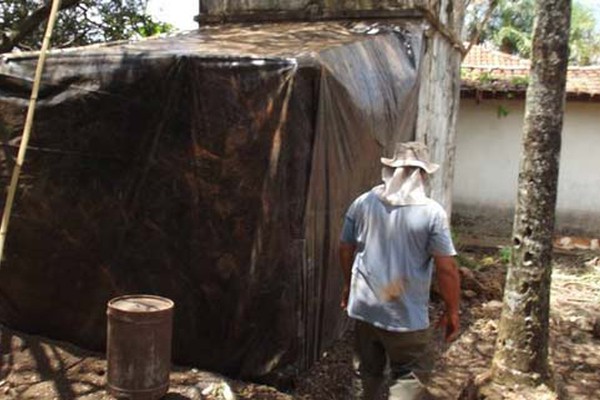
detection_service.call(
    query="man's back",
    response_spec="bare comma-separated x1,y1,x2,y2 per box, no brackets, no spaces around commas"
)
342,191,455,331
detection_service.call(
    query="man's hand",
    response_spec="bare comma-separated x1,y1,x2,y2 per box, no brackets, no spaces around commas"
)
434,255,461,342
437,309,460,342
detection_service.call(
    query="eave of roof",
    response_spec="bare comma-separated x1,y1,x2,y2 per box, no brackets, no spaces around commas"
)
460,45,600,101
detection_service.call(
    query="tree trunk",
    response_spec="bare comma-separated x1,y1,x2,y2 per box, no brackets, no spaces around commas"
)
490,0,570,388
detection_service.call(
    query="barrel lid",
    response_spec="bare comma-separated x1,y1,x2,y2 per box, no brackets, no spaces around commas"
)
108,295,173,313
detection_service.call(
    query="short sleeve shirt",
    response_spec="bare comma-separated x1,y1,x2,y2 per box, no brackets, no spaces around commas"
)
341,191,456,332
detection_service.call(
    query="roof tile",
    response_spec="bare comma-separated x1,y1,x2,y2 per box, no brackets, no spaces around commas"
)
462,44,600,97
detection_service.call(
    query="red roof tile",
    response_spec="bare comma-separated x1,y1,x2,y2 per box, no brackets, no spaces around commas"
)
461,44,600,97
463,44,530,67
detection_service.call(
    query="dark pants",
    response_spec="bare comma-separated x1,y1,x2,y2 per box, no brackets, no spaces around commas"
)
354,320,433,400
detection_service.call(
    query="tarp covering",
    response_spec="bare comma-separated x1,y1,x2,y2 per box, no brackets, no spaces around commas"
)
0,21,422,378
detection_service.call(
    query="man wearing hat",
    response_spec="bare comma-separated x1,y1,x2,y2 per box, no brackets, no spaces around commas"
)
339,142,460,399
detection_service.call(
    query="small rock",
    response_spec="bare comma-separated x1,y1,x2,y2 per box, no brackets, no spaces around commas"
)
483,320,498,333
202,382,237,400
459,267,475,281
463,290,477,299
482,300,503,310
584,257,599,268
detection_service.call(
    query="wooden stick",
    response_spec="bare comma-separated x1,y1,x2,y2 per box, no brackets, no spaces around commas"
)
0,0,63,268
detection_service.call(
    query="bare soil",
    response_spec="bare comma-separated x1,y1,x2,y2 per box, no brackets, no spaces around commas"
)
1,245,599,399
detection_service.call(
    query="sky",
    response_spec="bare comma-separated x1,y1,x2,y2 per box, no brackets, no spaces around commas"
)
146,0,198,30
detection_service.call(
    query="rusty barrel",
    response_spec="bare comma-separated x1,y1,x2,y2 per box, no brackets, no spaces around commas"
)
107,295,174,399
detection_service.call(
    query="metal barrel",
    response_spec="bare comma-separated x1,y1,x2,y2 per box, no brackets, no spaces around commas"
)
107,295,174,399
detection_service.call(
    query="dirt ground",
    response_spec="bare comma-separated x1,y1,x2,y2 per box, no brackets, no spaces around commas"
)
1,242,599,399
293,244,600,400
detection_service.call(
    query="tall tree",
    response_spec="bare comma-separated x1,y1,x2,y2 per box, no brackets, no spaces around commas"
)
465,0,596,64
489,0,570,392
0,0,172,53
467,0,535,56
570,3,600,65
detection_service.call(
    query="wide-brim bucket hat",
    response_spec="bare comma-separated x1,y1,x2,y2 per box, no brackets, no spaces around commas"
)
380,141,440,174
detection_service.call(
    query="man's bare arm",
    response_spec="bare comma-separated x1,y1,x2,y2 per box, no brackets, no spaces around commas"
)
434,255,461,342
339,242,356,309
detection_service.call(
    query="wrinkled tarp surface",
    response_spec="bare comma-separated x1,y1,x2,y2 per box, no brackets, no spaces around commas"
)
0,21,422,378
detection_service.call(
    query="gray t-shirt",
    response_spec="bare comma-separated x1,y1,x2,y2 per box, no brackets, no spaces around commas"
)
341,191,456,332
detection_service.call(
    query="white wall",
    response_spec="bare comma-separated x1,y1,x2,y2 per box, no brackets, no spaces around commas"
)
453,98,600,236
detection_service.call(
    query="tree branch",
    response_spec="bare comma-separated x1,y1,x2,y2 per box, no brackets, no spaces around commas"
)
464,0,499,59
0,0,80,54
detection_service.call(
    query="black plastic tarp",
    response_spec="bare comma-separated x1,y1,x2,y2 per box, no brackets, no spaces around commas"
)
0,21,422,378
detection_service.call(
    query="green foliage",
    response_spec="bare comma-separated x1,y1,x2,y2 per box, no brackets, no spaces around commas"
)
495,26,531,57
457,253,480,270
498,246,512,264
452,231,480,270
0,0,173,51
466,0,600,65
570,3,600,65
477,71,494,84
510,76,529,86
497,104,509,118
465,0,534,54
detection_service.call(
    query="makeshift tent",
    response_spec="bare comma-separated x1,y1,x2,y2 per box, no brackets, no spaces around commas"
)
0,21,422,378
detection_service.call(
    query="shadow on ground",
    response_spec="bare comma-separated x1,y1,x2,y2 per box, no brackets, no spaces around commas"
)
1,249,599,399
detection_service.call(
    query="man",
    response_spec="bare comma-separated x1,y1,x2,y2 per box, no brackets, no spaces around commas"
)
339,142,460,399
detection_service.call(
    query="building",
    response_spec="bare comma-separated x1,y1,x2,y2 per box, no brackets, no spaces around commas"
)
454,44,600,236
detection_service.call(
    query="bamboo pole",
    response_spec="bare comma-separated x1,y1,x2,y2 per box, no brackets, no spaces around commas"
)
0,0,63,268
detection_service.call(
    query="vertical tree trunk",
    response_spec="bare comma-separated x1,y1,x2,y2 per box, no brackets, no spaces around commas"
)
490,0,571,387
